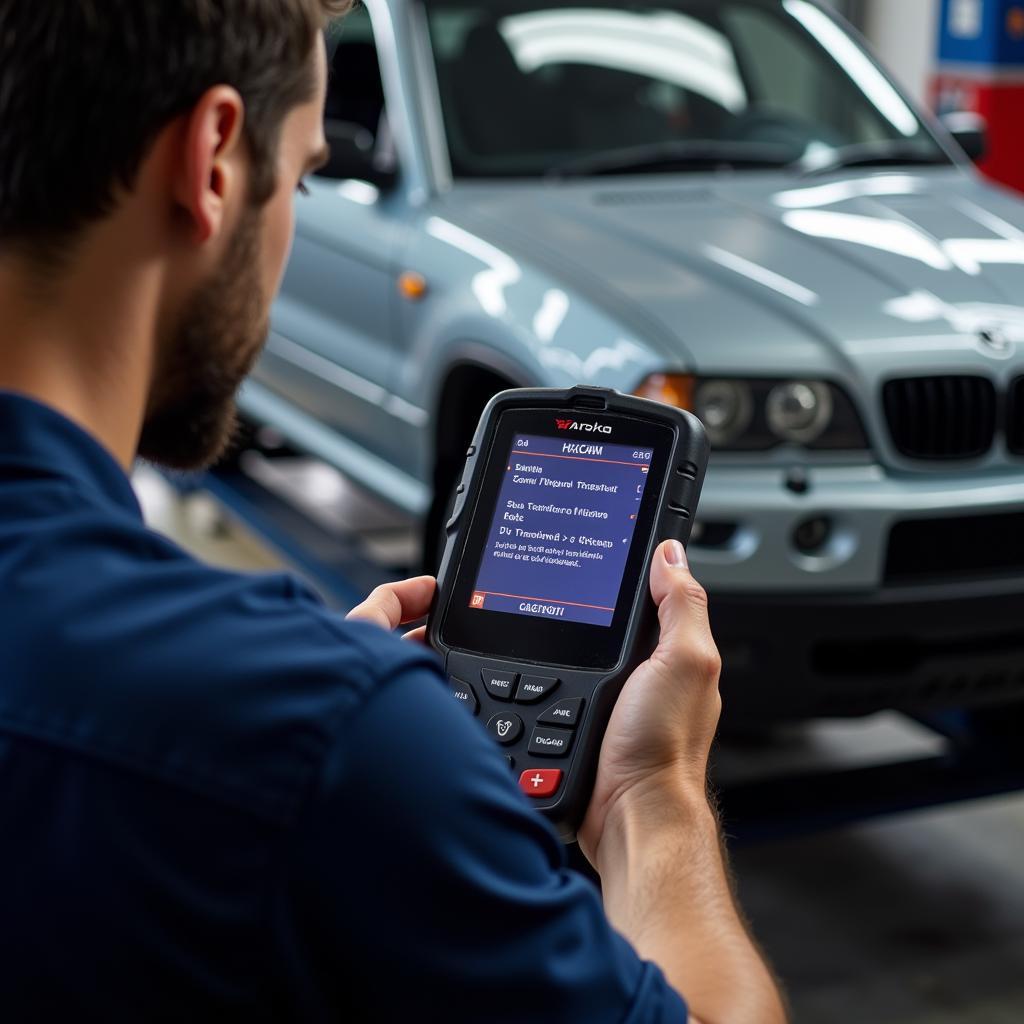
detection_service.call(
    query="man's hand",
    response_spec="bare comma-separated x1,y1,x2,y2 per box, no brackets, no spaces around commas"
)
578,540,787,1024
579,539,721,863
346,576,437,643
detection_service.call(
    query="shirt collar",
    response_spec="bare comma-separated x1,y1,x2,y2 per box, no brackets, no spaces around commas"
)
0,391,142,518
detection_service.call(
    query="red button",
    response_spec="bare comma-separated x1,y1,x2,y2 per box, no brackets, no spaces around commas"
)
519,768,562,798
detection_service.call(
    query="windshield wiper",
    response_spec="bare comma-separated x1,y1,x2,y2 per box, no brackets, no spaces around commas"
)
800,141,952,177
548,140,800,179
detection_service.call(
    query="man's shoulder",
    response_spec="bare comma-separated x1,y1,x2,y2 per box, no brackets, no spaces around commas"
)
0,502,446,826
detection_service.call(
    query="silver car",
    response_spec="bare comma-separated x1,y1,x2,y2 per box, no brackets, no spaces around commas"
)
241,0,1024,722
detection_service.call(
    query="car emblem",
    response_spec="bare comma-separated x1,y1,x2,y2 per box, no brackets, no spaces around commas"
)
978,327,1011,354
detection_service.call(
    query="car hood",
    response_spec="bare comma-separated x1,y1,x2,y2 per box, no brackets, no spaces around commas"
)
442,169,1024,376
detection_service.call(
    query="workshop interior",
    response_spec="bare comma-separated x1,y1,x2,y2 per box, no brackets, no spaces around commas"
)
4,0,1024,1020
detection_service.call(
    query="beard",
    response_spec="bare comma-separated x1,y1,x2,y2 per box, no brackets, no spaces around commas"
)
138,205,268,471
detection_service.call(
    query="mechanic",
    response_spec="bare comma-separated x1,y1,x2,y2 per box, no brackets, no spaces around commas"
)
0,2,786,1022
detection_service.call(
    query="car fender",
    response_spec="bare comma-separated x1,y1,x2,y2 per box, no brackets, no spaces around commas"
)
393,213,678,422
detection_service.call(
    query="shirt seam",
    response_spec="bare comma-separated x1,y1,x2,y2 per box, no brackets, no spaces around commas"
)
0,579,387,830
250,639,440,1012
0,712,302,827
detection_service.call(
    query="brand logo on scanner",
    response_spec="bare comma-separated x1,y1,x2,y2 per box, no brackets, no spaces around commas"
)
555,418,612,434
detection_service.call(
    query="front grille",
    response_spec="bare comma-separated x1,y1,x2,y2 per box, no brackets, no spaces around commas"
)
885,511,1024,584
883,375,997,459
1008,376,1024,455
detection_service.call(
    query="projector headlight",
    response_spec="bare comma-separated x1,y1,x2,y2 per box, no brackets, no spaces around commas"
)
694,380,754,447
766,381,833,444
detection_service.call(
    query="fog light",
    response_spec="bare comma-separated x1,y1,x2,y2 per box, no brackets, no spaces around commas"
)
767,381,832,444
690,520,739,549
793,516,831,555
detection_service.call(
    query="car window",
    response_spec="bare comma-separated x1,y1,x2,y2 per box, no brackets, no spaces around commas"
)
723,4,897,149
323,8,395,167
726,7,838,129
421,0,947,178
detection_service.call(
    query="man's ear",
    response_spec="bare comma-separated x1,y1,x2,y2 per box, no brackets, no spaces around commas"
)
172,85,246,245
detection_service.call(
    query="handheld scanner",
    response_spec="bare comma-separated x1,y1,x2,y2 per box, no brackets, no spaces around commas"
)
427,386,709,842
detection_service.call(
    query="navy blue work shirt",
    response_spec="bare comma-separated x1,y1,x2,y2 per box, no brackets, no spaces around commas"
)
0,392,687,1023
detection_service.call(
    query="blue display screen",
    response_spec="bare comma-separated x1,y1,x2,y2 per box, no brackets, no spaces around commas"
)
470,433,653,627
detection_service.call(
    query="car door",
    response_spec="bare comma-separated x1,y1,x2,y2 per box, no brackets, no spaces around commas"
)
258,4,410,466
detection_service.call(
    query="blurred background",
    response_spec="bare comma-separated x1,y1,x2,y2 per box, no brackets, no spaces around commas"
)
143,1,1024,1019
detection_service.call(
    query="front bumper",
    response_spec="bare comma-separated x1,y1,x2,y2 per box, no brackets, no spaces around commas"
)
695,461,1024,719
712,576,1024,720
689,461,1024,591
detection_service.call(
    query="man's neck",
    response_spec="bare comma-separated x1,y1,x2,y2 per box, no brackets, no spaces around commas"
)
0,237,161,473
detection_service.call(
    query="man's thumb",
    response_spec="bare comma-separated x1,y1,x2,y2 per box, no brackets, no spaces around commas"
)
649,540,713,644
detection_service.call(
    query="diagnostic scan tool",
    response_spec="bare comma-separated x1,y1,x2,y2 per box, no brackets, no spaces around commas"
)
428,387,708,841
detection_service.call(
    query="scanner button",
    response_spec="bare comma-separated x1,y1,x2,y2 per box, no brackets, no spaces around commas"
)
515,675,560,704
449,678,479,716
482,670,518,701
486,713,523,746
528,726,574,758
519,769,562,799
538,698,584,728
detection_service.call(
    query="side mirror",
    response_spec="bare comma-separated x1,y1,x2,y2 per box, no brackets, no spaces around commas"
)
319,120,398,189
940,111,988,163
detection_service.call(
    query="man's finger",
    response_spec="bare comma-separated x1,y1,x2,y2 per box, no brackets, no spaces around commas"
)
648,540,715,658
402,625,429,644
347,576,437,632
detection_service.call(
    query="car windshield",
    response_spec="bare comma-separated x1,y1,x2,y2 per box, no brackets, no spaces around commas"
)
420,0,950,178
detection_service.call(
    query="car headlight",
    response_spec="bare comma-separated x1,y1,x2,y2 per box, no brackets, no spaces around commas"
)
694,380,754,447
634,373,867,451
765,381,833,444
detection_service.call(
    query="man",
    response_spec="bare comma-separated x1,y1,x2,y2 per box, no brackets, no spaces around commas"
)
0,2,786,1021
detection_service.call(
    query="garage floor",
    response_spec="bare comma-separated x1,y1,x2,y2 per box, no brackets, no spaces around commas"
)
733,796,1024,1022
135,467,1024,1023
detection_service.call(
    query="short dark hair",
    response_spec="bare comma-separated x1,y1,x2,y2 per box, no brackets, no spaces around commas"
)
0,0,350,261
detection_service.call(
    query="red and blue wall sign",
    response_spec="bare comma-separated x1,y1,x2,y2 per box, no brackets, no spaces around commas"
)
932,0,1024,192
